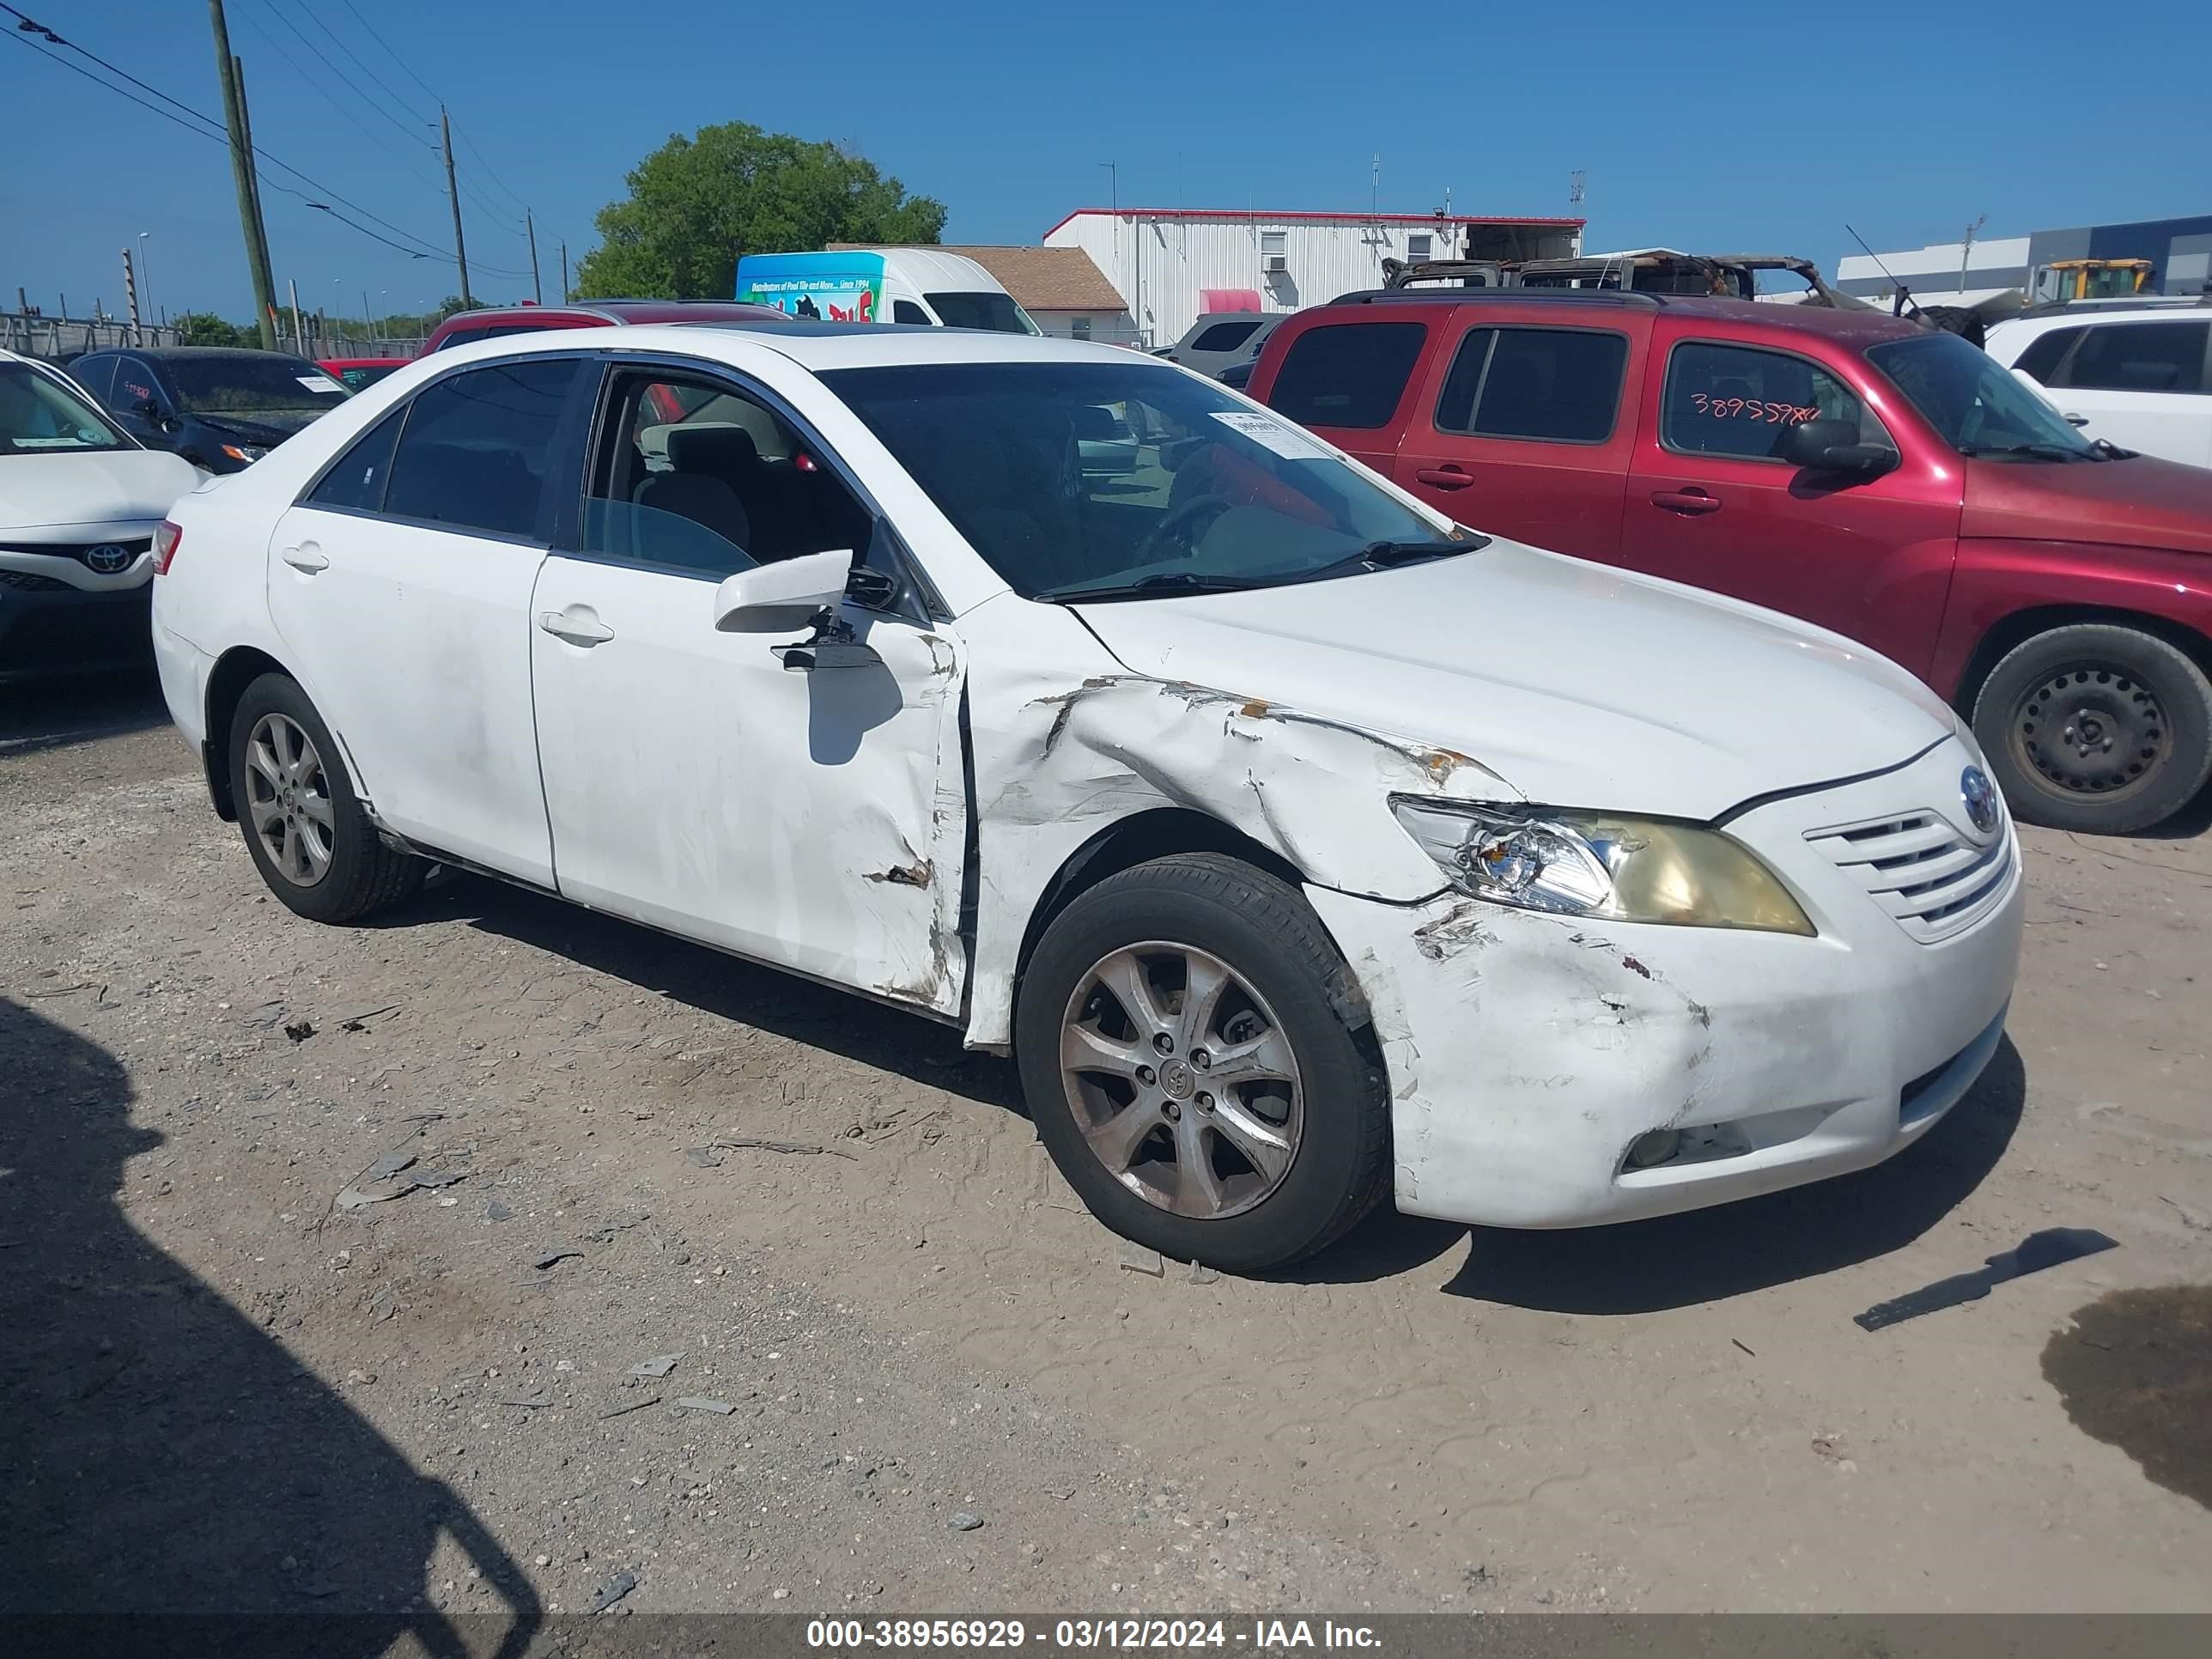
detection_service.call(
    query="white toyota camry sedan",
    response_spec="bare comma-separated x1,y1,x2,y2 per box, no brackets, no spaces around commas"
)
150,324,2023,1272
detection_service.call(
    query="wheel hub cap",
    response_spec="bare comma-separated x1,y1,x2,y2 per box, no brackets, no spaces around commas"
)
1058,943,1304,1222
244,712,335,888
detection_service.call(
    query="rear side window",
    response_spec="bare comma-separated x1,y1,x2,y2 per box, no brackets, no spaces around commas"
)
70,356,118,404
1662,341,1876,461
2011,327,2081,385
2057,321,2208,394
1191,320,1261,354
1434,326,1628,443
1266,321,1427,430
893,301,932,325
307,408,406,512
383,359,580,538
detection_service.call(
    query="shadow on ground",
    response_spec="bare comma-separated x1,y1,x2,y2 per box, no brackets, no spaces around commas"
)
393,873,1027,1116
0,666,167,757
1439,1037,2029,1313
0,998,538,1650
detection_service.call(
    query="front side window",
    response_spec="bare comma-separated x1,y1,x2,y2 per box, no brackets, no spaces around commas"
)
2058,320,2208,395
1190,320,1261,355
1867,330,2099,459
584,372,871,577
0,362,133,454
1435,326,1629,443
166,354,349,418
1266,321,1428,430
826,359,1469,602
382,358,580,538
923,292,1040,335
307,408,405,511
1662,341,1882,461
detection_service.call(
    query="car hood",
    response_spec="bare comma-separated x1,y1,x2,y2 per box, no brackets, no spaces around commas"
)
1072,542,1956,822
0,447,201,532
1961,453,2212,556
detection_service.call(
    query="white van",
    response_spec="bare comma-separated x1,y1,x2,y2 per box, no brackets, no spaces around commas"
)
735,248,1040,334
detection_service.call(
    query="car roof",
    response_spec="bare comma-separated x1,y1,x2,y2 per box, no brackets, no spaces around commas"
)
113,346,321,362
428,319,1174,374
444,300,786,327
1988,301,2211,336
1322,288,1930,346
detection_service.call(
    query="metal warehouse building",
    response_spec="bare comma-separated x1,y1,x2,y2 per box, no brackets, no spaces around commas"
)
1042,207,1584,350
1837,212,2212,307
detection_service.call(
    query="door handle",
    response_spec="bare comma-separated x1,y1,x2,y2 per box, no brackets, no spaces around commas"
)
1650,489,1723,515
280,544,329,574
1414,465,1475,490
2063,412,2089,427
538,609,614,647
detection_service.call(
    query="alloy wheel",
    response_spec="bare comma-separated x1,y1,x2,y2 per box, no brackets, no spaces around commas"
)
1058,942,1304,1220
244,712,335,887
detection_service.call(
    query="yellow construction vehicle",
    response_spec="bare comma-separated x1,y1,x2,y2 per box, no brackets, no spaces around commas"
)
2031,258,2153,303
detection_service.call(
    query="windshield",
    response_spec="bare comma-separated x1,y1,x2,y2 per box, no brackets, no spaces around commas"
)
823,361,1465,600
922,292,1041,335
332,362,401,392
0,362,132,455
167,355,351,416
1866,331,2100,459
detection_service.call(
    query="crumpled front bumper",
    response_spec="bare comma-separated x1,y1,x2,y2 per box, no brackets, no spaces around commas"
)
1305,738,2025,1229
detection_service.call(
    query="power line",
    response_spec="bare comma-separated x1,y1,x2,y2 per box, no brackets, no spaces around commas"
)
452,119,532,216
254,0,434,154
289,0,434,127
235,8,444,189
331,0,440,108
2,17,531,279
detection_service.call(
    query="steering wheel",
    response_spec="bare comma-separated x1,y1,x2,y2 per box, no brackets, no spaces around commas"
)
1135,494,1233,566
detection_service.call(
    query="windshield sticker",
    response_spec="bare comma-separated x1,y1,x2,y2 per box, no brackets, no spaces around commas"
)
1208,410,1332,460
297,374,345,394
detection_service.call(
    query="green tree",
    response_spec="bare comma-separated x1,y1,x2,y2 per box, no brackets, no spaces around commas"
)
172,311,253,348
575,122,946,301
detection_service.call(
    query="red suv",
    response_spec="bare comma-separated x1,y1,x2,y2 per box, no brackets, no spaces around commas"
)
1250,289,2212,834
421,298,787,354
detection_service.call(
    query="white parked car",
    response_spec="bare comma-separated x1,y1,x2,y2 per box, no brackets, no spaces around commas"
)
150,325,2023,1272
2,348,201,682
1984,303,2212,468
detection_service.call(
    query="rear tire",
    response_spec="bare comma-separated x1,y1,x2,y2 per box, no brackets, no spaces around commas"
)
1972,626,2212,835
227,672,422,923
1015,854,1390,1274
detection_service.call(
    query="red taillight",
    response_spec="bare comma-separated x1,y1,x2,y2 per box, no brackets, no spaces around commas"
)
152,520,182,575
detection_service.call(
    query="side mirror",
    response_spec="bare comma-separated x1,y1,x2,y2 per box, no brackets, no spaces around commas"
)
713,548,854,633
1779,417,1895,477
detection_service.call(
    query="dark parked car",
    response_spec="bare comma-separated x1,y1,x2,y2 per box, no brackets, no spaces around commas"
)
68,347,351,473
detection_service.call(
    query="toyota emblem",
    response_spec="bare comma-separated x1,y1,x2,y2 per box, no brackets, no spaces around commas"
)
84,543,133,575
1961,767,2000,836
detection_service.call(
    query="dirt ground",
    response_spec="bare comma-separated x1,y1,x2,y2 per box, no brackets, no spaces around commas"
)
3,672,2209,1625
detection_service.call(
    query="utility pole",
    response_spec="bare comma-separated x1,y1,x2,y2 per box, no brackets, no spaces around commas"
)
440,106,472,307
209,1,277,349
122,248,142,345
1960,213,1987,297
289,277,304,356
558,241,568,304
235,54,275,326
526,211,542,304
363,290,375,337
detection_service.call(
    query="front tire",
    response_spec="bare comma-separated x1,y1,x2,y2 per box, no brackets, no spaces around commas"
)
1971,625,2212,835
227,672,422,923
1015,854,1389,1274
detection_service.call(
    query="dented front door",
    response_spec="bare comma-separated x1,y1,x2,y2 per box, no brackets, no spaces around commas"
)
530,553,969,1018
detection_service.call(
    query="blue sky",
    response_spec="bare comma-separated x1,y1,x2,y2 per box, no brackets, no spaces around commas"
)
6,0,2207,325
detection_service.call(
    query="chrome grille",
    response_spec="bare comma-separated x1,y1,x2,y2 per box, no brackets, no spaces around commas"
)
1807,810,2015,944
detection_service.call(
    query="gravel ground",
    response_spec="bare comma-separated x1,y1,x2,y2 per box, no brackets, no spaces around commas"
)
3,674,2208,1625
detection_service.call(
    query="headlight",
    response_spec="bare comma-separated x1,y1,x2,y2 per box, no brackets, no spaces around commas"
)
220,443,266,463
1392,799,1814,935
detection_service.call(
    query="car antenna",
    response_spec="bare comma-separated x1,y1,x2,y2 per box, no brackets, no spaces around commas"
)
1844,224,1909,317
